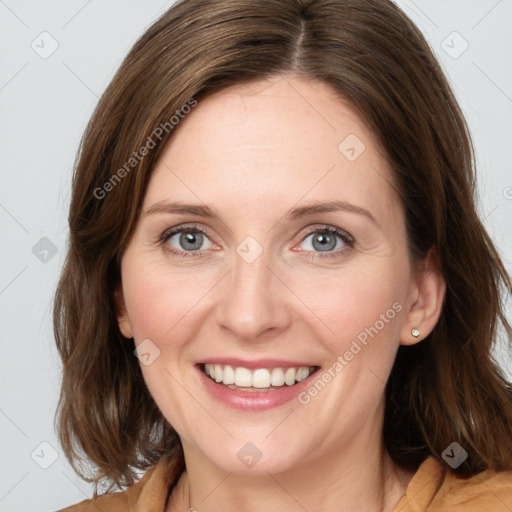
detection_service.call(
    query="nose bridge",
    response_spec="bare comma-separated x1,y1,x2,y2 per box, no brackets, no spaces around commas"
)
216,246,289,339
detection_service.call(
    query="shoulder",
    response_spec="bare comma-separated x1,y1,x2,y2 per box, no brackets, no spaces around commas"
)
58,452,183,512
396,456,512,512
57,468,152,512
439,462,512,511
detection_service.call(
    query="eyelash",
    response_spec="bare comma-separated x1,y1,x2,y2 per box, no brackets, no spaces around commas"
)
297,225,355,260
158,223,355,260
158,223,213,260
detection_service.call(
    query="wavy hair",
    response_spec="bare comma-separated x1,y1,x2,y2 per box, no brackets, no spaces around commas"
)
53,0,512,494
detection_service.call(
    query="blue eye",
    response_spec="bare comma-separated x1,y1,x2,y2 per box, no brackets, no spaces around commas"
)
169,230,212,251
159,224,354,260
298,227,354,256
160,225,214,257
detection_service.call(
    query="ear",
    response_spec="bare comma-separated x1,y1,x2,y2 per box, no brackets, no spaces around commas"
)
400,246,446,346
114,283,134,339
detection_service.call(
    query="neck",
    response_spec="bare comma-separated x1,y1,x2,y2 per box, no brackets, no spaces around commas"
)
178,406,412,512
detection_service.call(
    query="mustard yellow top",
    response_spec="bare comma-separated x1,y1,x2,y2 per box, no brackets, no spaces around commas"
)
59,455,512,511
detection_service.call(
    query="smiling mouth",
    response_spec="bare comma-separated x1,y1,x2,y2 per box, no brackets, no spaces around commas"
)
200,363,320,392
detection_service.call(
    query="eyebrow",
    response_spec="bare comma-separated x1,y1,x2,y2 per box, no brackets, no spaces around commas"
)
285,200,378,226
143,199,379,227
144,201,217,218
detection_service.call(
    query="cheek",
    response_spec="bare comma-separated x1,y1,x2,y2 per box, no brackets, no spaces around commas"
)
294,261,406,358
120,257,214,430
122,257,215,343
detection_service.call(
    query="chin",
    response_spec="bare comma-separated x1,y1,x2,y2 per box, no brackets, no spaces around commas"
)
184,431,314,477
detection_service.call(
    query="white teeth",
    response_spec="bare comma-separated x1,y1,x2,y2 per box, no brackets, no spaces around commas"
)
284,367,296,386
234,367,252,387
203,364,314,389
296,367,310,382
252,369,271,388
222,365,235,385
270,367,285,386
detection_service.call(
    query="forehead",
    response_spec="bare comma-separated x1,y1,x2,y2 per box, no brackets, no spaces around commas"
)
144,76,401,228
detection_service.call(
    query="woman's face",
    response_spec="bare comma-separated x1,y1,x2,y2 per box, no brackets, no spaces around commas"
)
117,75,433,475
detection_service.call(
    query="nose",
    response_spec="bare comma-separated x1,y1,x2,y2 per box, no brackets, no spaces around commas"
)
215,251,292,341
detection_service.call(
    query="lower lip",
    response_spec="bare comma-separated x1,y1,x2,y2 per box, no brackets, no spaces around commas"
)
196,365,319,411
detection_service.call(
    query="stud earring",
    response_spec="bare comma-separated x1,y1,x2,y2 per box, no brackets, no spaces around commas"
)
411,328,420,338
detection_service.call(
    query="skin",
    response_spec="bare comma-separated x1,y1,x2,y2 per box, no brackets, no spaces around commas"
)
116,75,446,512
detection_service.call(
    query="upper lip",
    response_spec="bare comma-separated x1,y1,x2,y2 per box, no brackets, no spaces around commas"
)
198,358,319,369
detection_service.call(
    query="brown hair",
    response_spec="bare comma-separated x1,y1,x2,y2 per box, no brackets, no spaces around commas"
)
53,0,512,493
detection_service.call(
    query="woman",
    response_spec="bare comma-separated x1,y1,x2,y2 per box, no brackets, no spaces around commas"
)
54,0,512,510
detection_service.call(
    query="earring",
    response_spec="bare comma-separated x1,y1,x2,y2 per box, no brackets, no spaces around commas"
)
411,328,420,338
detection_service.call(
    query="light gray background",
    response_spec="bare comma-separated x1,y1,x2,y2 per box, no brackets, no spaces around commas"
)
0,1,511,510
